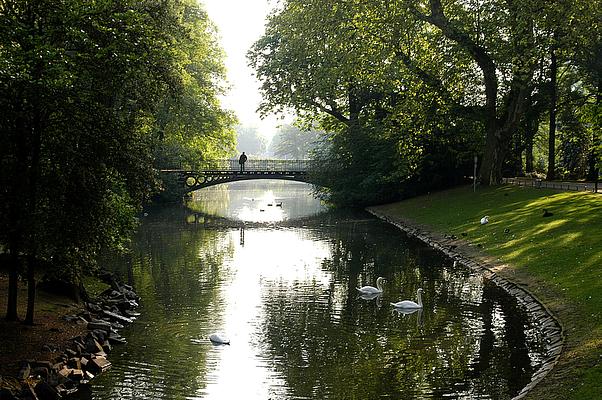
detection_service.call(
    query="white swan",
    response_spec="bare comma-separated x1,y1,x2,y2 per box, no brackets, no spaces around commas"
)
356,277,385,294
480,216,489,225
209,333,230,345
358,291,382,301
392,307,420,316
391,288,423,309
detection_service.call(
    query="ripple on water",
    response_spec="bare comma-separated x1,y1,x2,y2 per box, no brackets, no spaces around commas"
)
89,201,546,400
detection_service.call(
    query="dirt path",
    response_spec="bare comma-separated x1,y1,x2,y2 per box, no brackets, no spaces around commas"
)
0,273,87,377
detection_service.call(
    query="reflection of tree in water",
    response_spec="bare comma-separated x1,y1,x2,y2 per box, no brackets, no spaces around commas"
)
188,185,232,217
258,216,541,399
100,205,235,399
188,180,325,221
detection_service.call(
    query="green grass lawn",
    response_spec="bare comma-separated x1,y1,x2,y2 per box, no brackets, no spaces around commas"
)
372,184,601,399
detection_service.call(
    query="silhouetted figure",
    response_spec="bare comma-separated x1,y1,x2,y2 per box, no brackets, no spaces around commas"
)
238,152,247,172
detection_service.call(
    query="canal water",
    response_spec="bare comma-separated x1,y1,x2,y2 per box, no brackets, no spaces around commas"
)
85,181,545,399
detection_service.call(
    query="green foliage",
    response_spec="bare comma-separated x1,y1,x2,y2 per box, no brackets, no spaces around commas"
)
310,123,406,206
0,0,235,314
249,0,600,201
152,1,236,170
249,0,472,205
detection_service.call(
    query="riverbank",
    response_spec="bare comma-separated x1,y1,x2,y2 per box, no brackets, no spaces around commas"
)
0,274,88,377
368,184,601,400
0,272,139,398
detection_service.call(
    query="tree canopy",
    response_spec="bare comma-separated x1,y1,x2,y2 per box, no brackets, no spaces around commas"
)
249,0,601,205
0,0,235,322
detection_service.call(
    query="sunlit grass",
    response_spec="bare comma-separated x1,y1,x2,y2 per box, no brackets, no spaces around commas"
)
372,185,602,399
378,185,602,315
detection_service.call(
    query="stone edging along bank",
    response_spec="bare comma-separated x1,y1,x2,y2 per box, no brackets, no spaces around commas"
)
0,272,139,400
366,208,564,400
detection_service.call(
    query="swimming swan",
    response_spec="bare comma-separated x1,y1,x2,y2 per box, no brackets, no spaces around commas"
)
358,291,382,301
392,307,420,316
391,288,423,309
356,277,385,294
209,333,230,345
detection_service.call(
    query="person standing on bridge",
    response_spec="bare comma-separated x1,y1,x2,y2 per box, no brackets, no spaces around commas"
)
238,152,248,172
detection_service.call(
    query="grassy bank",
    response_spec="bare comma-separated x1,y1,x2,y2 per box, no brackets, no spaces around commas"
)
371,185,601,400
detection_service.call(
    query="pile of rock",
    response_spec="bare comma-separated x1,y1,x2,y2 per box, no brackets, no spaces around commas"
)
0,277,139,400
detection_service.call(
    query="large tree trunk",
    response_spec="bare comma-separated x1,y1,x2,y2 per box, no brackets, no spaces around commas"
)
586,78,601,181
479,128,506,184
23,13,45,325
25,256,37,325
5,104,29,321
523,92,540,173
547,45,557,180
410,0,536,185
509,132,524,176
525,116,538,173
480,83,532,183
6,252,20,321
412,0,519,185
24,78,43,325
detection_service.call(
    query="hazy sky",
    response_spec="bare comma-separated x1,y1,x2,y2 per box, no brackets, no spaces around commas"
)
202,0,289,141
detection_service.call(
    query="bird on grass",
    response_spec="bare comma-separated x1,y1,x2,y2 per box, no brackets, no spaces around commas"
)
480,216,489,225
543,209,554,217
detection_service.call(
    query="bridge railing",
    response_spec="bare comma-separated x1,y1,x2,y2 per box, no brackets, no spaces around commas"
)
199,159,309,172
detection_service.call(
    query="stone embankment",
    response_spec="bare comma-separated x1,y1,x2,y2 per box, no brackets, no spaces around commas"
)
367,208,564,400
0,274,139,400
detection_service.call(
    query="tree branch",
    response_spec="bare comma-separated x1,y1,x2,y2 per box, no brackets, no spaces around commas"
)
409,0,498,120
394,48,486,122
310,99,349,124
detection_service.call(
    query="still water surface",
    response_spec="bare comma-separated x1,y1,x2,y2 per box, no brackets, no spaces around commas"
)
86,181,545,399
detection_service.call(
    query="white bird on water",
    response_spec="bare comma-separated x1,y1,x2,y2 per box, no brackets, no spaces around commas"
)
480,216,489,225
358,291,381,300
209,333,230,345
356,277,385,295
391,288,423,309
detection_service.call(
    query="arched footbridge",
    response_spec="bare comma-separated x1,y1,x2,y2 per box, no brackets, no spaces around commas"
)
163,159,311,192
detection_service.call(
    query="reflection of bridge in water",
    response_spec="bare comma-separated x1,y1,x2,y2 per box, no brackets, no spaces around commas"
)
164,159,311,192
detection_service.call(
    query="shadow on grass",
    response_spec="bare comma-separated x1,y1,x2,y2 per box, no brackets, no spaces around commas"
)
382,185,602,318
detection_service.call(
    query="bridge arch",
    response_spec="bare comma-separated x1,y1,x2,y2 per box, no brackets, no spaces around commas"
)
163,159,313,194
